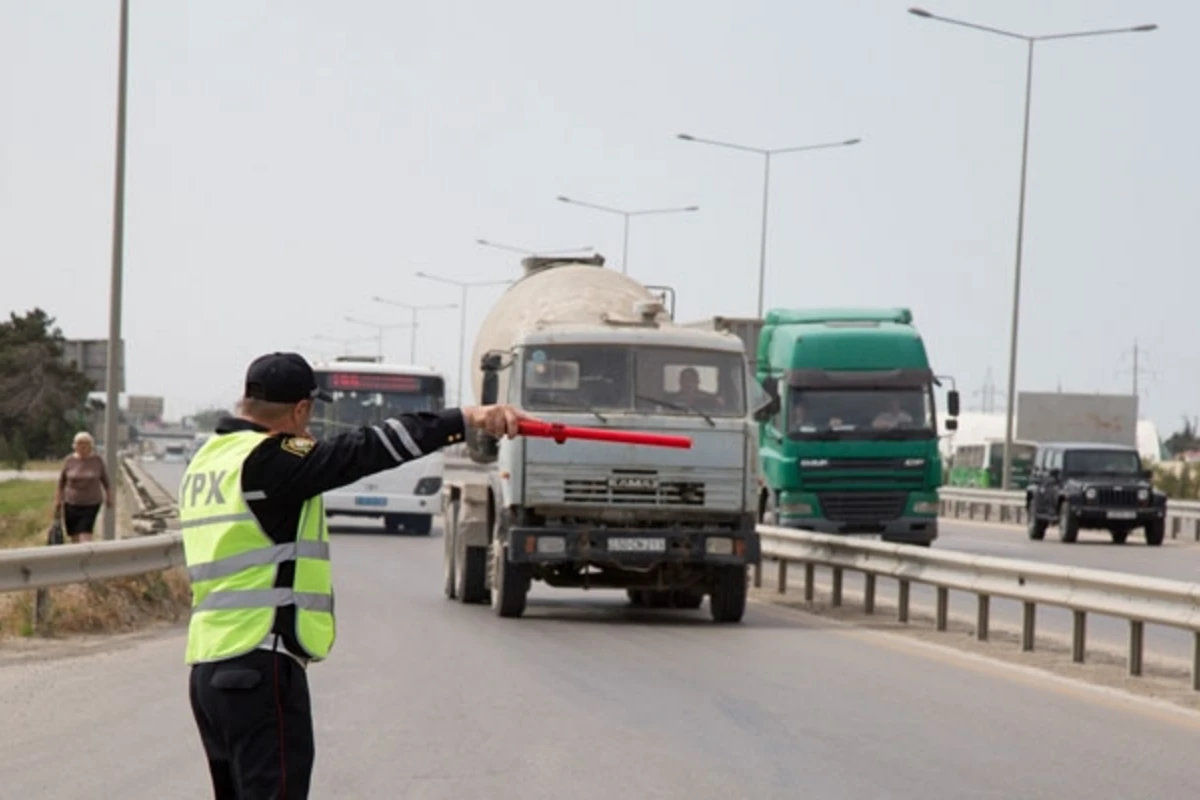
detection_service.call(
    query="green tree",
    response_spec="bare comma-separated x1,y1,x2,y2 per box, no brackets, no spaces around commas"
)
1164,417,1200,457
0,309,93,460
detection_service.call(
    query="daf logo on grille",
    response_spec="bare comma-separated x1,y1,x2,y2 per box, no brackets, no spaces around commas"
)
610,476,657,490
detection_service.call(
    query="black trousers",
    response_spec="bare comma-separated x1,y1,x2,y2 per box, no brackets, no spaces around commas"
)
189,648,314,799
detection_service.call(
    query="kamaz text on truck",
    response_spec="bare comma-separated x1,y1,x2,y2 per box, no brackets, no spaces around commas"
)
752,308,959,546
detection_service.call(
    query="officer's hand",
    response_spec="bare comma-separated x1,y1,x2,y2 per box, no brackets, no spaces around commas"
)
462,404,529,439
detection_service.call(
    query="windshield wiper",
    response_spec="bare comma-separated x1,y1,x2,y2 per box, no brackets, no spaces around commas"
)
634,393,714,427
527,397,607,423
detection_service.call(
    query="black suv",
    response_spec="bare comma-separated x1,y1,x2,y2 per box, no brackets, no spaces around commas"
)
1026,442,1166,546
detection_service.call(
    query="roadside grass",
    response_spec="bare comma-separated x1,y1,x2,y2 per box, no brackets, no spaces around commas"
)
0,478,56,549
0,477,191,640
0,460,63,474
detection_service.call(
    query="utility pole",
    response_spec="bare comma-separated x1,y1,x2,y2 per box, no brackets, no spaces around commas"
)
1118,338,1155,400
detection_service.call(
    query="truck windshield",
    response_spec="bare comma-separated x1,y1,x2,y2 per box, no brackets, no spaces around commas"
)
788,387,934,439
521,344,746,417
308,372,445,437
1064,449,1141,475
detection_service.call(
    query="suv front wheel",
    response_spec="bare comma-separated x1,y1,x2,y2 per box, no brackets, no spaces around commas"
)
1058,501,1079,543
1145,519,1165,547
1027,503,1047,541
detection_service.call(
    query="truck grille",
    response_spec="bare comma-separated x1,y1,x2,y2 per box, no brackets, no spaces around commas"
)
1096,487,1140,507
817,492,908,523
563,471,705,506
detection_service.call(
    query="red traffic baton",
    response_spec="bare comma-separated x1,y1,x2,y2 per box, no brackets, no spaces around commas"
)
517,419,692,449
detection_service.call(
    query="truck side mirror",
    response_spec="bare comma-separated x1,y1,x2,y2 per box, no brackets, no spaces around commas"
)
468,350,505,464
751,377,780,423
944,418,958,431
947,389,960,417
479,351,503,405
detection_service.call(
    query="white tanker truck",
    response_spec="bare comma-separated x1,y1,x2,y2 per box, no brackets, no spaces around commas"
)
441,254,764,622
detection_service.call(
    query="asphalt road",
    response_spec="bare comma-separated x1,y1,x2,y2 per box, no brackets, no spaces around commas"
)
3,460,1200,798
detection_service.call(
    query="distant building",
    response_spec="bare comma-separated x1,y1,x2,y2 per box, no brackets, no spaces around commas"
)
939,411,1166,464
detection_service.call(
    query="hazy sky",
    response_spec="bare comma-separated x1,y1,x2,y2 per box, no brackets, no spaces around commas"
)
2,1,1196,436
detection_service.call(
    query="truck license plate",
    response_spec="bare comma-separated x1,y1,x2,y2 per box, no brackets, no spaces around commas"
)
1107,510,1137,520
608,537,666,553
355,496,387,507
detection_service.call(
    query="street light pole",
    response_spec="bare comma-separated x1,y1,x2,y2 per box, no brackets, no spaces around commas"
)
475,239,593,258
343,316,411,359
675,133,861,318
314,333,382,359
413,273,514,406
102,0,130,541
908,6,1157,490
371,297,458,363
554,195,699,275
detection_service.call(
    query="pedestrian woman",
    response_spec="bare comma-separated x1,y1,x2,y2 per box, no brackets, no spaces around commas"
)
53,432,112,544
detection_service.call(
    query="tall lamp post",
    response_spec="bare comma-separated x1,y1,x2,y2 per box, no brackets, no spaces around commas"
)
370,297,458,363
102,0,130,541
476,239,594,257
343,316,411,359
675,133,860,318
908,6,1157,490
313,333,379,358
414,273,514,405
555,195,698,275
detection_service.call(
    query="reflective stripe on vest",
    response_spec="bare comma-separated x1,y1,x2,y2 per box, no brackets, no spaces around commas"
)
180,430,335,665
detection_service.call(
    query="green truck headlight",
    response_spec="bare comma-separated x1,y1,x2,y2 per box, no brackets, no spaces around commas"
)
913,501,939,515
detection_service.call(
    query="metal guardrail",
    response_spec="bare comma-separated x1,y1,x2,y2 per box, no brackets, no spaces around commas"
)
754,524,1200,690
938,487,1200,540
0,534,185,593
3,458,183,631
119,456,179,535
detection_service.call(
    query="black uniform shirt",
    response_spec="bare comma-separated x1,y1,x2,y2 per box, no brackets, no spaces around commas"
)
209,408,467,660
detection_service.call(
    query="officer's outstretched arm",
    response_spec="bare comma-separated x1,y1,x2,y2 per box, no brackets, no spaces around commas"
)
247,409,468,504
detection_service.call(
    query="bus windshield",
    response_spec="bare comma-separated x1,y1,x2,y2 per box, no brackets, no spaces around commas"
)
520,344,746,418
308,371,445,437
788,387,934,440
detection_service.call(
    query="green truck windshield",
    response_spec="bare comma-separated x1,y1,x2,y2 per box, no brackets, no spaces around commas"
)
789,387,934,439
522,344,746,417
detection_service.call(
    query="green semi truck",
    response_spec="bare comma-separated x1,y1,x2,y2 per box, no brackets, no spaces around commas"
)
685,308,959,547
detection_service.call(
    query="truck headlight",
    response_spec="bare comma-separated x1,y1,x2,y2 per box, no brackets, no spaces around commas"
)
1138,488,1149,501
705,537,734,555
1085,488,1097,501
913,501,939,515
779,503,813,515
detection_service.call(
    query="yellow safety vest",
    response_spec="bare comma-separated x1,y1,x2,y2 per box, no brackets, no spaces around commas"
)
179,430,334,665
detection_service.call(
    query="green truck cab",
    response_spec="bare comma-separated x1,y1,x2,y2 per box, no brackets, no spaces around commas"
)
753,308,959,546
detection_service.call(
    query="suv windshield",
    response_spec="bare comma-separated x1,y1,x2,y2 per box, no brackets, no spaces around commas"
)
1064,449,1142,475
788,387,935,440
520,344,746,418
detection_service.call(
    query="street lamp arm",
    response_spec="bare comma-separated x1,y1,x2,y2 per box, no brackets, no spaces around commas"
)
556,195,629,216
771,138,862,155
676,133,767,154
1035,24,1158,41
909,9,1029,40
414,271,464,287
628,205,700,217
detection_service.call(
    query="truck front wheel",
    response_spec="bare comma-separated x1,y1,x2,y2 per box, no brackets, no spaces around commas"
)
490,522,530,618
709,566,748,623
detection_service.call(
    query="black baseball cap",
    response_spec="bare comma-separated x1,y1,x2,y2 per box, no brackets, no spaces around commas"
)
244,352,332,404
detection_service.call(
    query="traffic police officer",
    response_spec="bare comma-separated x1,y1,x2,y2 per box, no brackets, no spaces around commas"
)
180,352,528,799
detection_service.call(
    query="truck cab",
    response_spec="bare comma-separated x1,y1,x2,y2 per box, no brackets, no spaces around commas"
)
753,308,959,546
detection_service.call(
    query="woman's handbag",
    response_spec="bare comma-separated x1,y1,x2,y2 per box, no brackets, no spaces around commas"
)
46,506,65,546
